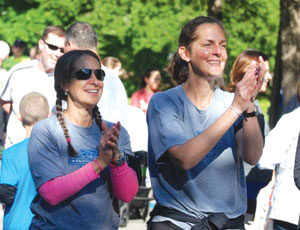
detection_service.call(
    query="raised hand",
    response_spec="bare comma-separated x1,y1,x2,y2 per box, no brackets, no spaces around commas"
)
96,121,121,168
231,56,266,113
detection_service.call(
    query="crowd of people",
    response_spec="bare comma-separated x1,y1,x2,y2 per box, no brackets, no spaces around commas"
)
0,16,298,230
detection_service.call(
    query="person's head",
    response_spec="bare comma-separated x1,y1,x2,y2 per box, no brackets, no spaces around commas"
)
12,39,26,58
64,22,98,54
167,16,227,85
38,26,65,73
0,40,10,65
19,92,49,127
54,49,105,156
228,49,271,93
102,56,121,70
102,56,122,76
141,68,161,92
29,46,39,60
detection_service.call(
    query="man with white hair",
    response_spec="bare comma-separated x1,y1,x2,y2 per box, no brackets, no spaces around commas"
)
64,22,128,125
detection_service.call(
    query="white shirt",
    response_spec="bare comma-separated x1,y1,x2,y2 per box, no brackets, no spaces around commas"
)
258,107,300,225
0,60,56,148
97,66,127,125
123,105,148,152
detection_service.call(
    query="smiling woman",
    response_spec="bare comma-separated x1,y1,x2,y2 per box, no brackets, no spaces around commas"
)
146,16,265,230
27,50,139,230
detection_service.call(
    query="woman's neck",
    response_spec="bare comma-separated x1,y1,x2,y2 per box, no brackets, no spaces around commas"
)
183,75,215,110
64,106,93,127
144,85,155,93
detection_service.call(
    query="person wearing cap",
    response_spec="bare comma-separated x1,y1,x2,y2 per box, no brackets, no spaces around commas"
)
2,39,29,71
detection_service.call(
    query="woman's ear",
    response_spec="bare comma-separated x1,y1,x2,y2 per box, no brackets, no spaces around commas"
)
178,46,190,63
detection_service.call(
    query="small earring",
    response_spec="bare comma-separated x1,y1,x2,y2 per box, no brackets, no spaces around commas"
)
64,91,68,96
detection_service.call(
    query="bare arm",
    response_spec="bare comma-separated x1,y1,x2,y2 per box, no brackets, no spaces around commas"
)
167,58,265,170
235,103,264,165
168,108,240,170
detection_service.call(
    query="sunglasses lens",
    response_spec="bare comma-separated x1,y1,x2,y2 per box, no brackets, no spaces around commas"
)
48,44,58,51
75,69,92,80
94,69,105,81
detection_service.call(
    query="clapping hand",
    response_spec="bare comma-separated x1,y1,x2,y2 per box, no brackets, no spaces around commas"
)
97,121,121,168
232,56,266,113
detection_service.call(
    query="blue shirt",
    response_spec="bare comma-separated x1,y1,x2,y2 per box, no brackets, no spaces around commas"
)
147,85,246,220
28,116,132,230
0,138,37,230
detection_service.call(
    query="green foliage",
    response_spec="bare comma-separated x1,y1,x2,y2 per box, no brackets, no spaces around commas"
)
0,0,280,97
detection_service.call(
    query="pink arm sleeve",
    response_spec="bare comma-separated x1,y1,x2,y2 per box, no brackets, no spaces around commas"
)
38,162,99,206
110,162,139,202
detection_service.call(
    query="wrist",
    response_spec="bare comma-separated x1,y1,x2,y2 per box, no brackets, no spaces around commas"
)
111,154,126,166
243,104,260,119
93,159,104,174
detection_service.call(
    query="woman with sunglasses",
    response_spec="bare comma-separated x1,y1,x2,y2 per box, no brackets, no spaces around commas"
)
28,50,138,230
147,16,265,229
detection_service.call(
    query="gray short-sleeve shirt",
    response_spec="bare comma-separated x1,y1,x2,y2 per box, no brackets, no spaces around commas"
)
28,115,132,230
147,85,246,221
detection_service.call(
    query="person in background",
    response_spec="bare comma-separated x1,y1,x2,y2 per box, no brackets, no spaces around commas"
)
293,132,300,230
258,106,300,230
0,92,49,230
28,50,138,229
0,40,10,146
2,39,29,71
0,26,65,148
64,22,128,125
29,46,39,60
131,68,161,113
147,16,265,230
227,49,273,224
102,56,123,78
0,41,10,77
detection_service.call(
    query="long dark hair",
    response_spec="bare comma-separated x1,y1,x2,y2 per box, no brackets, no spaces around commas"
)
140,68,160,88
167,16,226,85
54,50,103,156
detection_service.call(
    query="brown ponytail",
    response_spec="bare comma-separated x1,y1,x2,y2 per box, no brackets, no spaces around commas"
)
56,97,77,156
92,105,103,132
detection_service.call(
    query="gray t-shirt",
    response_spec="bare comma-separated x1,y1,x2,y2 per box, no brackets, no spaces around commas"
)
28,115,132,230
147,85,246,221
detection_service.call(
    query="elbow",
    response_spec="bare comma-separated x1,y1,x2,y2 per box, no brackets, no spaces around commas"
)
171,157,197,171
41,194,60,206
116,181,139,203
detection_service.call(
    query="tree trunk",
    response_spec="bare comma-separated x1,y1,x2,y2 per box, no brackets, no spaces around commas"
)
269,0,300,128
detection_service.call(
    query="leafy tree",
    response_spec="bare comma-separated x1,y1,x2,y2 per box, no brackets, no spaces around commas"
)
0,0,280,98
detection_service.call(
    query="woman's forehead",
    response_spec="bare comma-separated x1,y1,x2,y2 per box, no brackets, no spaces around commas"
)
75,55,101,69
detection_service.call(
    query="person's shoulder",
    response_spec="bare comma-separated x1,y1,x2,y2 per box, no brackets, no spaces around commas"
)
32,116,58,133
8,59,37,74
282,106,300,119
131,89,144,97
151,85,180,102
2,138,30,159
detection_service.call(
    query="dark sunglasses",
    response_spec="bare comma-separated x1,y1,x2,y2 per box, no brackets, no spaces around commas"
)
71,68,105,81
43,40,64,53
